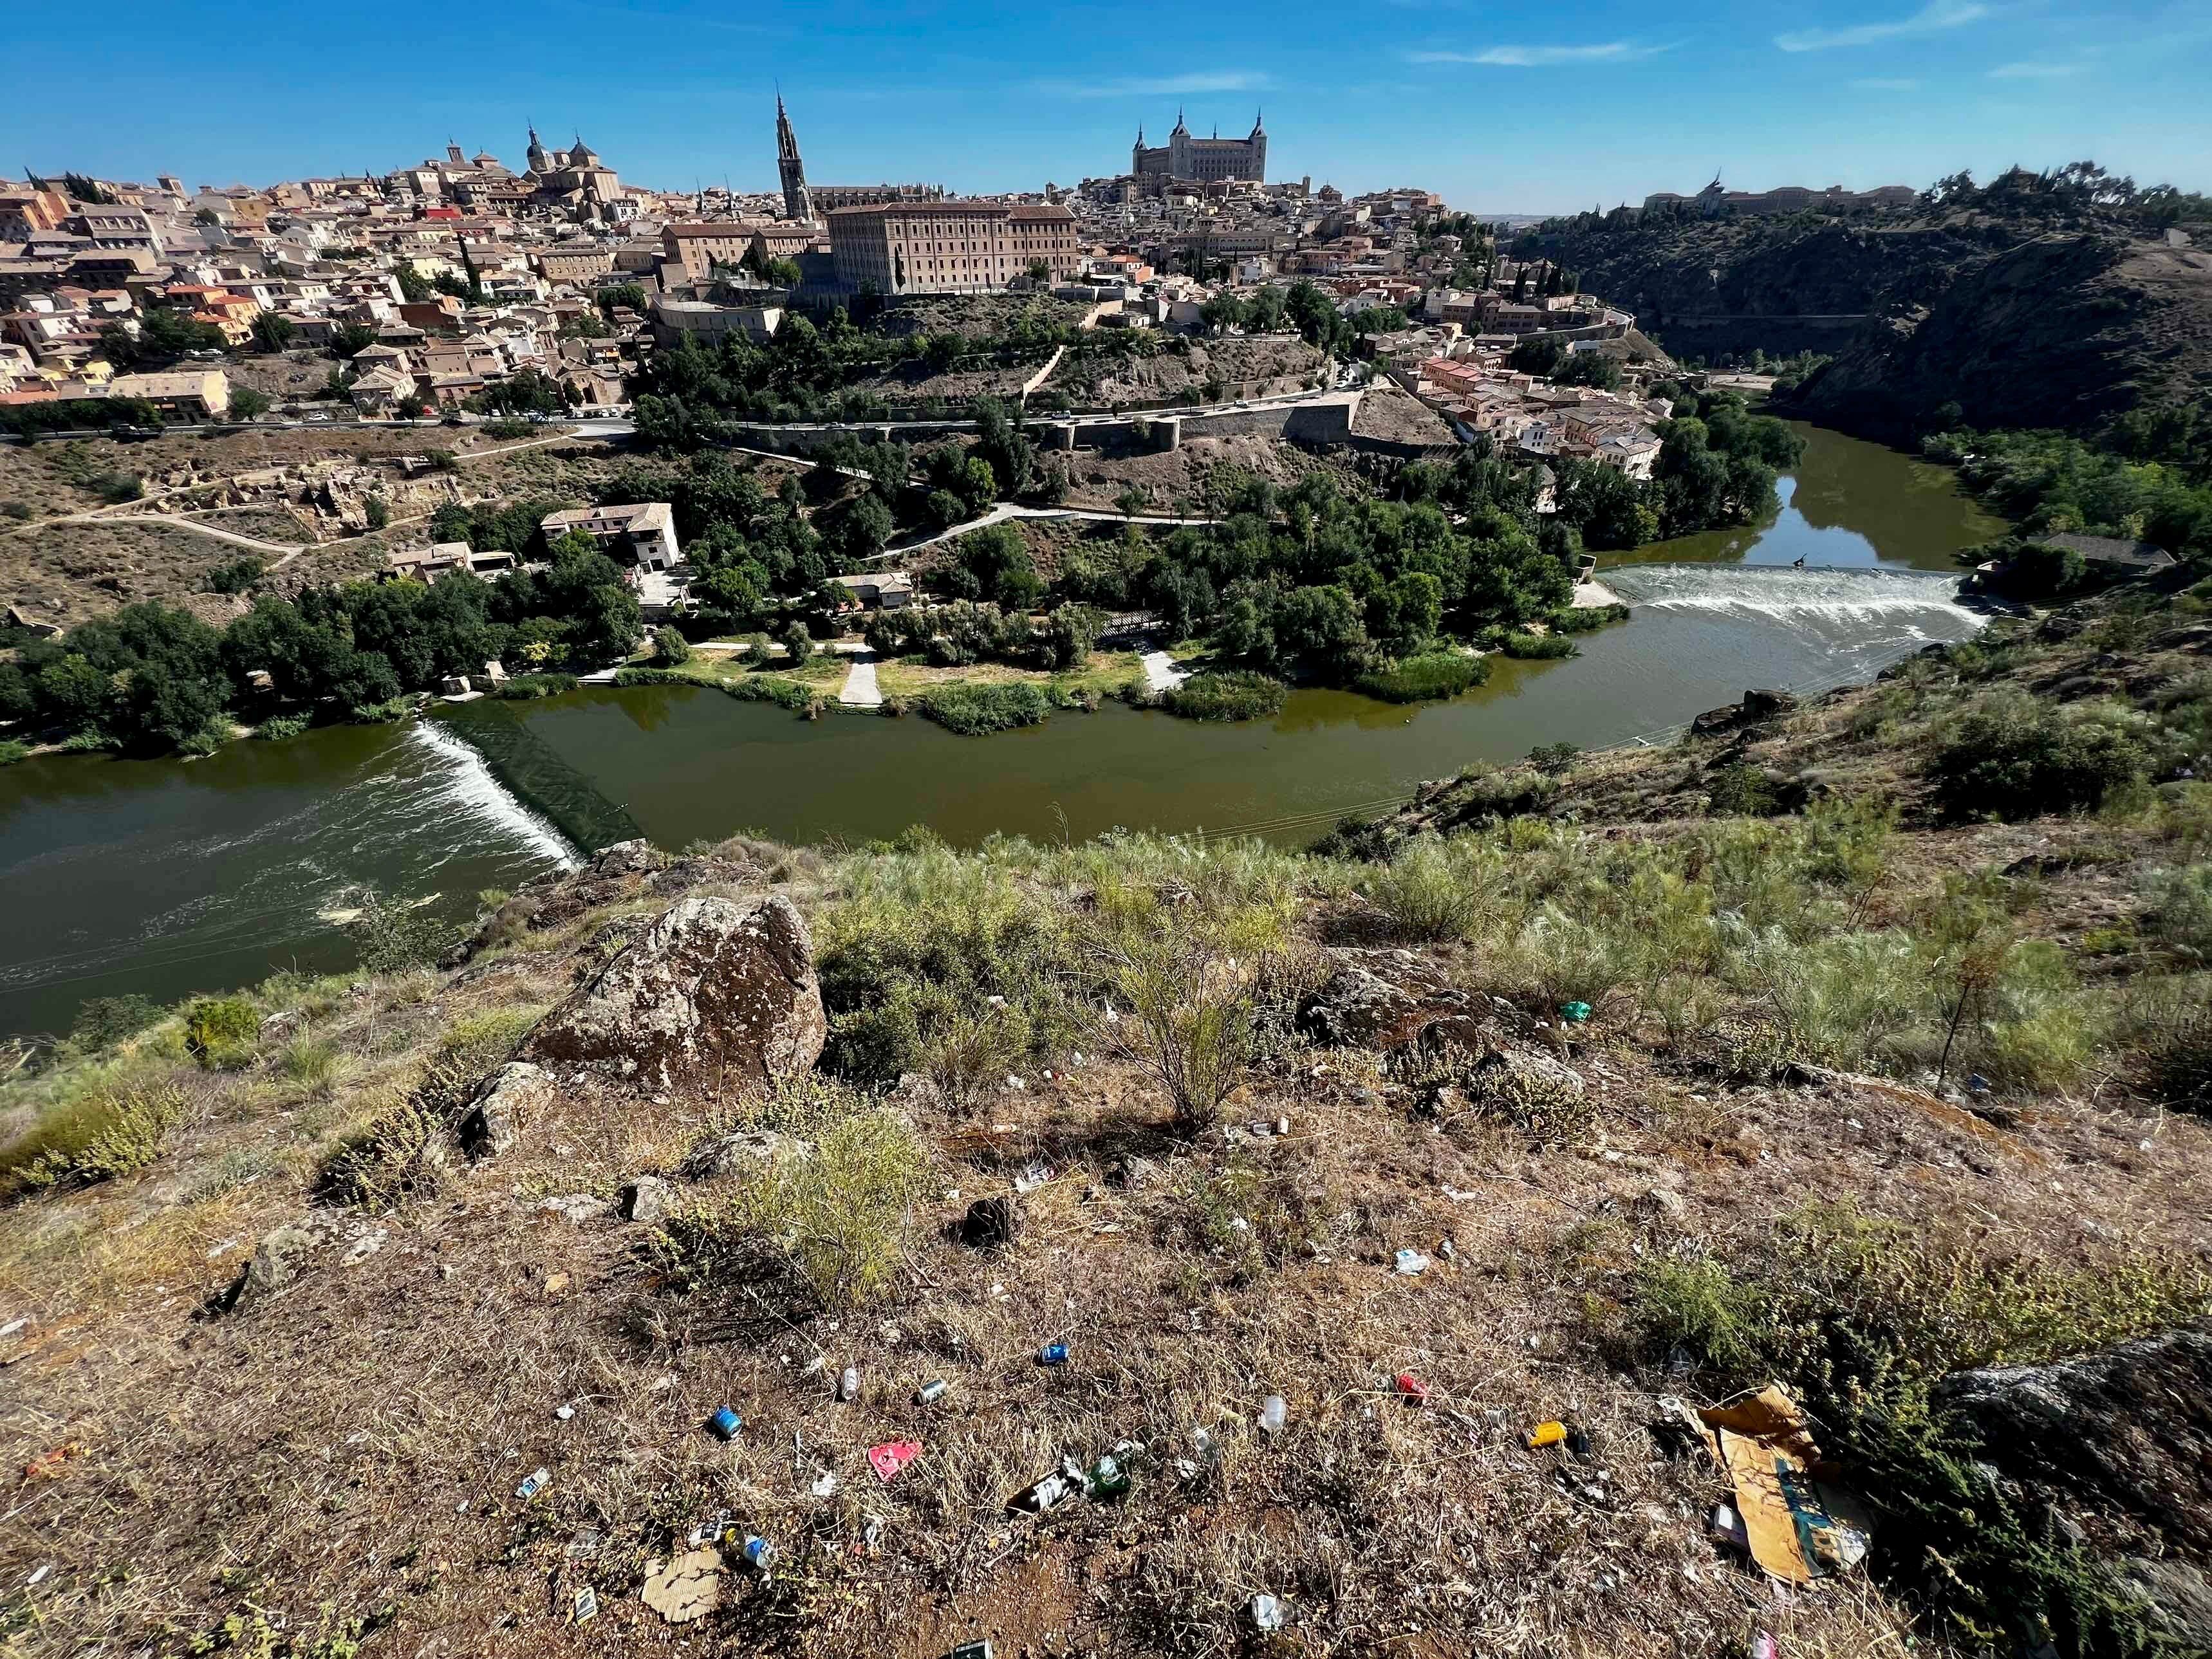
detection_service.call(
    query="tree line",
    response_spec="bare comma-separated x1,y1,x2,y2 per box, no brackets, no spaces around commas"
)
0,536,643,755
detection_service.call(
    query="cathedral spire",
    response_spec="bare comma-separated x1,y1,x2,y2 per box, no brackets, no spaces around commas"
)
776,94,812,223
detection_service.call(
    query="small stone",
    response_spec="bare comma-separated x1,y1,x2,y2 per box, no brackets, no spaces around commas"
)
621,1176,673,1225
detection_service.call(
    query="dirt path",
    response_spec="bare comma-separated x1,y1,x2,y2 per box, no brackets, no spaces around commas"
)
96,514,300,555
886,503,1222,559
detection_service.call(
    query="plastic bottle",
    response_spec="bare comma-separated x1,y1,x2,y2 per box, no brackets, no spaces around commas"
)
1259,1394,1287,1435
838,1366,860,1403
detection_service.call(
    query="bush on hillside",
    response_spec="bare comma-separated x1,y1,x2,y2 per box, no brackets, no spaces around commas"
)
184,996,259,1070
918,681,1052,736
1929,694,2148,821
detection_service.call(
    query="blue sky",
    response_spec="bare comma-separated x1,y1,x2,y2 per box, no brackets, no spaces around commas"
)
9,0,2209,212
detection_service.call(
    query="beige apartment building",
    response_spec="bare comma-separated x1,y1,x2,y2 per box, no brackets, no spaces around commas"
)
827,200,1078,296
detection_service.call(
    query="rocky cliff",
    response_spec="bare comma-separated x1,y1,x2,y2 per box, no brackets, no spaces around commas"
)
1786,234,2212,441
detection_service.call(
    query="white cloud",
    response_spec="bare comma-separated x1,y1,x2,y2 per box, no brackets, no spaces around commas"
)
1776,1,1989,52
1987,59,2080,77
1036,71,1272,99
1406,41,1670,66
1852,77,1925,88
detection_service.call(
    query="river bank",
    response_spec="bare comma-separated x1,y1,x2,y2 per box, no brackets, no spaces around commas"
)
0,422,2003,1037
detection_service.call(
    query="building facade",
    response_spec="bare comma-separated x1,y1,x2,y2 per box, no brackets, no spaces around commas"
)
775,96,812,223
827,199,1078,295
1133,112,1267,185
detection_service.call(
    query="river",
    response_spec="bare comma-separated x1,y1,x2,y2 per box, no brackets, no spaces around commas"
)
0,423,2003,1039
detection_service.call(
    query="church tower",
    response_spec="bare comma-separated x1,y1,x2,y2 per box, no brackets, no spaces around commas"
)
776,95,812,223
525,125,550,177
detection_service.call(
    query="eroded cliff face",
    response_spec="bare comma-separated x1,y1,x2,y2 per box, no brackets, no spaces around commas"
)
1516,218,1998,359
1521,214,2212,438
1787,236,2212,440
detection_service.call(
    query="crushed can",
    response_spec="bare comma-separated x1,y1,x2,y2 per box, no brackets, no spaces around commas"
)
515,1467,550,1501
743,1535,776,1572
1037,1340,1070,1366
572,1586,598,1625
1527,1420,1568,1449
838,1365,860,1403
915,1378,949,1405
710,1407,743,1441
947,1642,994,1659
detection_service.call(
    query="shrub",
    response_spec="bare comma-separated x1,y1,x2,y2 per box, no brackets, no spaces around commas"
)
919,681,1052,736
493,672,580,700
253,711,311,741
1551,601,1630,633
184,996,260,1070
1362,838,1501,941
651,624,691,667
1929,694,2148,822
1162,671,1285,721
480,417,537,440
1353,653,1485,703
657,1105,929,1308
204,556,264,595
346,887,459,974
1,1085,187,1195
71,994,161,1051
275,1035,340,1095
1500,631,1577,660
0,739,27,767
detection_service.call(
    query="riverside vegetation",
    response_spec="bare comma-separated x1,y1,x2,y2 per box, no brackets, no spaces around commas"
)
2,531,2209,1654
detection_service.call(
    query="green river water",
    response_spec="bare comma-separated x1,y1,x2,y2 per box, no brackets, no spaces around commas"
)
0,423,2003,1038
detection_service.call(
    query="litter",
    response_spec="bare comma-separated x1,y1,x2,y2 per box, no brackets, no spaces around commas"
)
1671,1387,1872,1584
1527,1421,1567,1450
1014,1161,1052,1194
1037,1341,1070,1366
567,1530,602,1561
642,1548,725,1626
839,1365,861,1402
915,1378,949,1405
710,1407,743,1441
1752,1635,1778,1659
947,1642,994,1659
1709,1502,1750,1553
515,1467,551,1500
1084,1441,1142,1499
1394,1249,1431,1275
810,1470,841,1499
869,1440,923,1483
1259,1394,1288,1435
1559,1001,1593,1023
1394,1373,1431,1405
555,1404,575,1422
1250,1592,1285,1631
572,1586,598,1625
0,1319,24,1339
742,1535,777,1572
26,1566,50,1588
688,1512,734,1548
1010,1461,1083,1514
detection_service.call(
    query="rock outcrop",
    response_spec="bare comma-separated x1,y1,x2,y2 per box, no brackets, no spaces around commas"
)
1297,950,1490,1055
1935,1324,2212,1647
521,894,826,1095
458,1061,557,1159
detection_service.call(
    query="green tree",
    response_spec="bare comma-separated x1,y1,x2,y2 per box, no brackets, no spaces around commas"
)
330,322,376,360
229,387,272,421
781,620,814,665
249,312,297,354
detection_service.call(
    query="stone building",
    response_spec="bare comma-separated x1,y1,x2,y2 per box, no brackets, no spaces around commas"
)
826,199,1078,296
1133,111,1267,185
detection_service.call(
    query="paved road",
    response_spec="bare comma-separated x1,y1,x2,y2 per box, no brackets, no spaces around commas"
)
837,653,883,708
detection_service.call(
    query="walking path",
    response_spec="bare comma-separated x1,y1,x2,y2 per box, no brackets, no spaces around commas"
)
886,503,1223,559
837,652,884,707
1140,650,1191,692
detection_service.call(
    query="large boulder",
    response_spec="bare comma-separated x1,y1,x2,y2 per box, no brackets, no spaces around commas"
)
1935,1324,2212,1647
1297,950,1488,1055
522,894,826,1095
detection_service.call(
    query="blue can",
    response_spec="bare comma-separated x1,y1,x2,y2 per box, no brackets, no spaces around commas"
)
710,1407,742,1440
743,1535,776,1571
1037,1341,1070,1366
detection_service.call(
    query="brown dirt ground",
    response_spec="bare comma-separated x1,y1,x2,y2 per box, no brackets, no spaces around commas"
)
2,816,2206,1658
1048,337,1326,407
